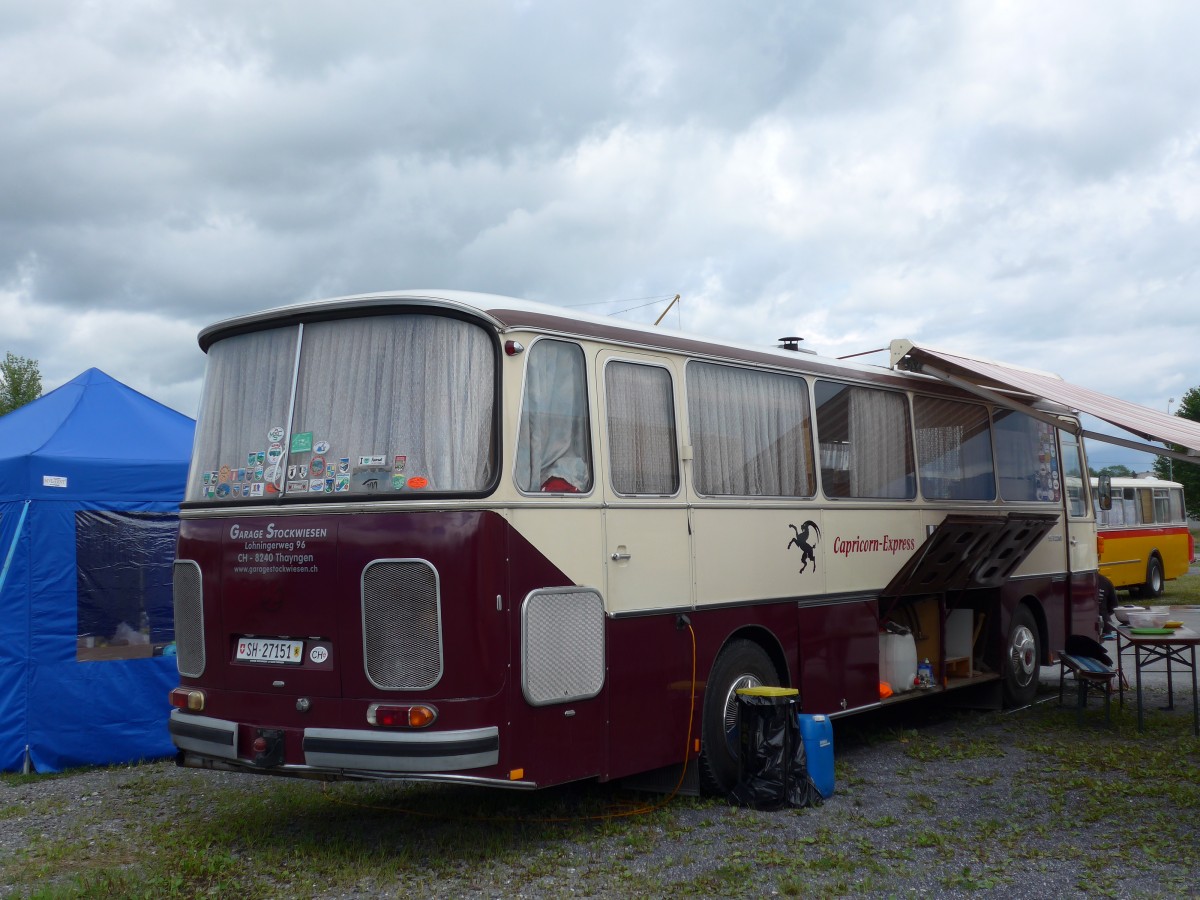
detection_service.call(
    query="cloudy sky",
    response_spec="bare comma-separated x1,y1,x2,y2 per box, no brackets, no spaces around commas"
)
2,1,1197,469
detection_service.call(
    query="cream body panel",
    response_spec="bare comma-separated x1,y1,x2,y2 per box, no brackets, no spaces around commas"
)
506,507,606,591
603,506,691,613
692,506,825,605
819,507,927,593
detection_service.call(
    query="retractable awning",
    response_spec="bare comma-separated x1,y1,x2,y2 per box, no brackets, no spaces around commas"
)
889,340,1200,463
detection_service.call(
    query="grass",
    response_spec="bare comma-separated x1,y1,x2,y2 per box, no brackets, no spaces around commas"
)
1160,571,1200,605
6,700,1198,900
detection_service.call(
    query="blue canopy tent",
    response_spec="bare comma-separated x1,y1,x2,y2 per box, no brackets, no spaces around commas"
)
0,369,194,772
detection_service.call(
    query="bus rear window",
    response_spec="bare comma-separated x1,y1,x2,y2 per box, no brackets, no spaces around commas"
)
188,314,496,501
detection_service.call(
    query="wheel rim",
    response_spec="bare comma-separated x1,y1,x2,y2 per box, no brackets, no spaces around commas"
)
1009,625,1037,687
722,674,762,749
1150,563,1163,594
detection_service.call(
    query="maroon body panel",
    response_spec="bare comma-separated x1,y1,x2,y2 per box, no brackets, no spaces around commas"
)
797,601,880,714
175,508,1099,788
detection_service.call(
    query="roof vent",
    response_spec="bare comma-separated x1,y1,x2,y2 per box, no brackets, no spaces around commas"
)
777,336,804,352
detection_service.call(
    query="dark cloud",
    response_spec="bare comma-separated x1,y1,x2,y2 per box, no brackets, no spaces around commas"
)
0,1,1197,437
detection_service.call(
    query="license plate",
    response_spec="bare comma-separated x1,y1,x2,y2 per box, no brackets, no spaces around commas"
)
235,638,304,665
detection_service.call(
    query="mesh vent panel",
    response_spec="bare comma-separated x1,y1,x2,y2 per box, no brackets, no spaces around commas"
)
362,560,443,690
173,561,205,678
522,589,605,706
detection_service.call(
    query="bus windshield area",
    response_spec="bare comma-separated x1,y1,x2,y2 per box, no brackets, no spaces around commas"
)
187,314,496,502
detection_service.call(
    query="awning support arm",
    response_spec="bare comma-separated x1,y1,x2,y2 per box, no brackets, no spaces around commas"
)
896,358,1079,435
1080,430,1200,465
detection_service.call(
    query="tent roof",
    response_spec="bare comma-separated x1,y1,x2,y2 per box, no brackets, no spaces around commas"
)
889,340,1200,462
0,368,194,501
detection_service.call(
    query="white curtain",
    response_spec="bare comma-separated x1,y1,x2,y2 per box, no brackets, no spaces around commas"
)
514,340,592,492
913,396,995,500
687,363,814,496
847,388,914,498
290,315,495,493
189,326,299,500
816,381,914,499
605,362,678,495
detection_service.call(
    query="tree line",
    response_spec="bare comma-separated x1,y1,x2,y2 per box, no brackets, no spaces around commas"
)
0,352,41,416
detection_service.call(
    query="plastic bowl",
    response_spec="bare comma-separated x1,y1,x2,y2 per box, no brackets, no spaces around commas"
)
1112,606,1144,625
1127,610,1170,629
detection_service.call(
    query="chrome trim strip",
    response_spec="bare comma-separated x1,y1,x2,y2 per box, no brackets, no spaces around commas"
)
303,725,498,772
177,753,535,788
169,711,238,759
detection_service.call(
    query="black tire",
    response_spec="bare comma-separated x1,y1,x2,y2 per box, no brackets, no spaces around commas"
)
1002,604,1041,708
698,639,779,795
1141,556,1165,599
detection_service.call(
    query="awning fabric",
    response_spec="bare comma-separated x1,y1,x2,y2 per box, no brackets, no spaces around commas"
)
889,340,1200,459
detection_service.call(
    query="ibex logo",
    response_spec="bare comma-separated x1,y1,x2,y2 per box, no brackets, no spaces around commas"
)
787,521,821,574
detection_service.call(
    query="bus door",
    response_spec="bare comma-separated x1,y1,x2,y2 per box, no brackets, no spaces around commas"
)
1059,430,1099,633
595,351,692,615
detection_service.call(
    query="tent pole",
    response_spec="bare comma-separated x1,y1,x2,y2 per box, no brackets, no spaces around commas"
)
0,500,30,597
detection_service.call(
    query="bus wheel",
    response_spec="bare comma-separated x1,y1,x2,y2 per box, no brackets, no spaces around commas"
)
698,640,778,795
1002,605,1040,708
1142,557,1164,598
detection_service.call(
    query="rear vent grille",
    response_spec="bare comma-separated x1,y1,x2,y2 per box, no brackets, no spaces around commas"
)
521,588,605,706
361,559,443,690
172,560,205,678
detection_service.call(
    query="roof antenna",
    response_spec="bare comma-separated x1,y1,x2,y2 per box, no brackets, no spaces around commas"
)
653,294,681,326
778,336,804,352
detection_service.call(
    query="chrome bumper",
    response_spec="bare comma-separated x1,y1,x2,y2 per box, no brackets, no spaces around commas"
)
169,711,499,773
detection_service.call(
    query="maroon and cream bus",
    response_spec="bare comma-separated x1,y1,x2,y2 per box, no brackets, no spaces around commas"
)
169,291,1103,793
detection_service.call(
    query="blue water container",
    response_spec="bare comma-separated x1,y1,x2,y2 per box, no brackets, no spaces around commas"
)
798,713,835,799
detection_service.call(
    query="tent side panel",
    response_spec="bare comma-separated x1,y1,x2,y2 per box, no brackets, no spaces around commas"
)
27,657,178,772
0,501,32,771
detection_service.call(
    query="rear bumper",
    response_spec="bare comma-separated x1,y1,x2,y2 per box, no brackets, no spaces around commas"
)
168,710,499,773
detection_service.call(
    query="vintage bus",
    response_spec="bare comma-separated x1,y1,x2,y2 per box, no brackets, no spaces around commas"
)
1093,476,1194,598
169,291,1102,794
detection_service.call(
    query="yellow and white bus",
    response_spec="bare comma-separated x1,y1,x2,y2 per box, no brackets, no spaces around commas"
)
1093,477,1194,597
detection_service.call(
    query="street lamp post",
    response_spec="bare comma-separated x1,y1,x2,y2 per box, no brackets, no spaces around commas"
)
1168,398,1175,481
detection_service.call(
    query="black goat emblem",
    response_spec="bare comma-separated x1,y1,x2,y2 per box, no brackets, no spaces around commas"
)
787,521,821,573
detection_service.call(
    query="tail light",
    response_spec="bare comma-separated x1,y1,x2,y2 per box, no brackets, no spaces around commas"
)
169,688,205,711
366,703,437,728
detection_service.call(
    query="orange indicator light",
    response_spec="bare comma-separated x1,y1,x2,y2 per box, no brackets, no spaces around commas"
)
169,688,205,711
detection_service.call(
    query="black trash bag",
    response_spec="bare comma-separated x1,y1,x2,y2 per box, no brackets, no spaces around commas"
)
727,693,823,810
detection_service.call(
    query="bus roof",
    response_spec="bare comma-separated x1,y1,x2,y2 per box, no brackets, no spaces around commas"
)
1089,476,1183,490
197,289,1057,403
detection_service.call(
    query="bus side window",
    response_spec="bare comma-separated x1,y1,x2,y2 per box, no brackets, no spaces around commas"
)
514,339,593,494
993,410,1060,503
1138,488,1154,525
1170,488,1185,523
1059,431,1087,517
605,361,679,496
814,381,915,499
913,396,996,501
1153,488,1171,524
686,362,815,498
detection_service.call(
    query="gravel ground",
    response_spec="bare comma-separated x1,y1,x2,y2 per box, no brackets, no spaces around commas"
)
3,673,1198,899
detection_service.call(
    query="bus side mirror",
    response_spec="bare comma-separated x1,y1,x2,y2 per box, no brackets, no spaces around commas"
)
1097,474,1112,511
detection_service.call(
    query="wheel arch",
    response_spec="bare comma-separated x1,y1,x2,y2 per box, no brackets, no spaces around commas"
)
710,625,791,687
